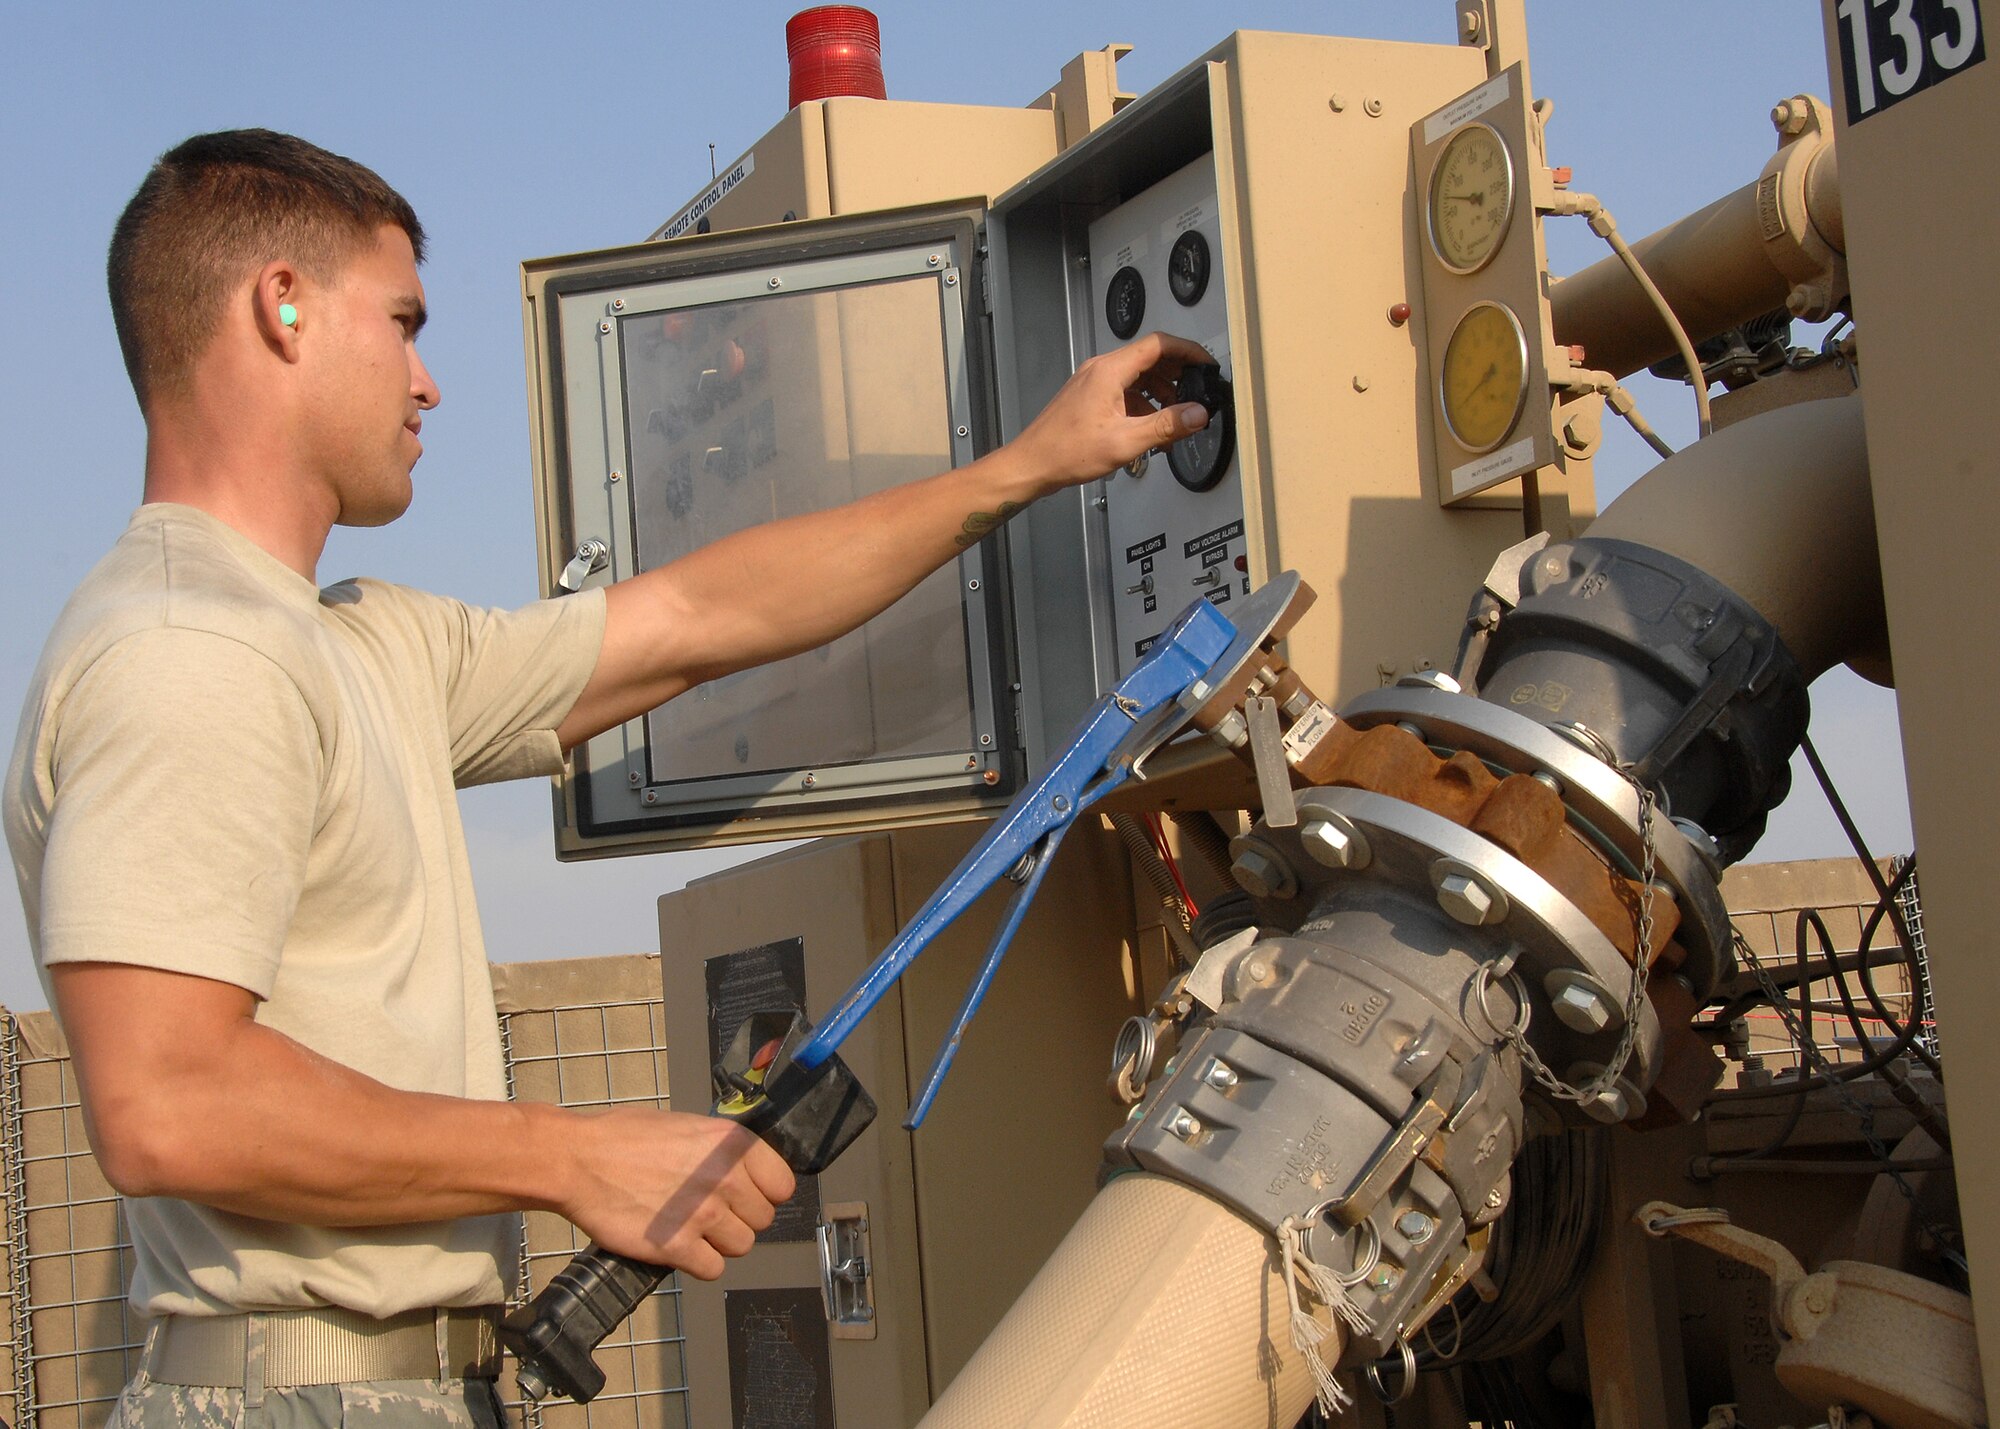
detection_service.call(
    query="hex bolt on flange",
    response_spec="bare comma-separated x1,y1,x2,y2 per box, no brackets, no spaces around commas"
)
1366,1264,1401,1293
1300,814,1371,870
1395,1211,1435,1245
1201,1059,1240,1092
1566,1062,1645,1124
1166,1107,1203,1141
1230,838,1299,900
1430,858,1509,926
1544,968,1623,1034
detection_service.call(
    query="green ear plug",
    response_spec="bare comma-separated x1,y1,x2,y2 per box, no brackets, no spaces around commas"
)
278,303,298,327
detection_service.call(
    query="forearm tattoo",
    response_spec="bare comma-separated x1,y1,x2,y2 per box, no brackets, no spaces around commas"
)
954,501,1024,549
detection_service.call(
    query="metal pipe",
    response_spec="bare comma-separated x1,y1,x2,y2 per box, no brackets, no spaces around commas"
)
918,1173,1319,1428
1585,391,1885,684
1551,140,1844,380
1806,143,1844,251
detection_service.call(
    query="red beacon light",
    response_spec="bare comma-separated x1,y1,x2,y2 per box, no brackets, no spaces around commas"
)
787,6,887,109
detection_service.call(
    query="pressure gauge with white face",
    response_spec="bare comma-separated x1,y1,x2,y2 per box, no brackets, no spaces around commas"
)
1440,301,1529,452
1427,122,1515,274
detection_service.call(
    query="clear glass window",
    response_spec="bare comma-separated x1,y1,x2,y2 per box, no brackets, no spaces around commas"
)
620,276,977,786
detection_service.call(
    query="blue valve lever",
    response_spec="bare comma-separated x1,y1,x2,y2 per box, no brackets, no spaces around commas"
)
792,588,1252,1126
503,576,1303,1405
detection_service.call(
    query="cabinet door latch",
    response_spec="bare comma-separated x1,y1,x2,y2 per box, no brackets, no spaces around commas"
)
558,539,609,593
815,1201,876,1340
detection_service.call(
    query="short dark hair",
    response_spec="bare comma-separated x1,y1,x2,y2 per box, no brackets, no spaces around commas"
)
107,129,426,407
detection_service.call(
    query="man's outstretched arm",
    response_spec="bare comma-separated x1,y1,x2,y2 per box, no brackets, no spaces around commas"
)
556,332,1213,747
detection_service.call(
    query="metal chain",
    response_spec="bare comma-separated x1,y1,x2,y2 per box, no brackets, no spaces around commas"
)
1495,768,1660,1112
1734,926,1969,1278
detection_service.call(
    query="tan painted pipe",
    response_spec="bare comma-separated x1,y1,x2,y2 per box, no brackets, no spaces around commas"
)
917,403,1880,1429
1586,392,1888,684
1551,145,1844,380
919,1173,1321,1428
1806,144,1843,252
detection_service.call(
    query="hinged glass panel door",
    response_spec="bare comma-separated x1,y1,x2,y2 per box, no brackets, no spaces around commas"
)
523,205,1014,854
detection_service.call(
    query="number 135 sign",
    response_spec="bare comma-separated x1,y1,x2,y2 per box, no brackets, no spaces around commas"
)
1835,0,1985,123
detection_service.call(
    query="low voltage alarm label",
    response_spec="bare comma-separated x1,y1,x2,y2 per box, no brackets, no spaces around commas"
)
1185,519,1244,560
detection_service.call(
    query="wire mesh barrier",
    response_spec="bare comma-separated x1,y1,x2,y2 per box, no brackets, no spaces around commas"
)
0,1010,141,1429
493,956,688,1429
0,952,687,1429
1891,855,1941,1063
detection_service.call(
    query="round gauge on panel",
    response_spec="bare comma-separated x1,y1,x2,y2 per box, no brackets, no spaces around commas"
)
1105,265,1146,341
1167,367,1235,492
1427,122,1516,275
1167,230,1211,307
1440,301,1530,453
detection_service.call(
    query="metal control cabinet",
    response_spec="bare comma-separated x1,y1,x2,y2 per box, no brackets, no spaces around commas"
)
986,32,1596,784
524,28,1596,849
1085,155,1251,672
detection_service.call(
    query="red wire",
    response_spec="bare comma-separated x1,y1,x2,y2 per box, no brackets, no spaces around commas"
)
1144,812,1200,920
1739,1009,1930,1030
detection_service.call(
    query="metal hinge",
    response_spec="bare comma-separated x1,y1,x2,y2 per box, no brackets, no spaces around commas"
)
816,1201,876,1340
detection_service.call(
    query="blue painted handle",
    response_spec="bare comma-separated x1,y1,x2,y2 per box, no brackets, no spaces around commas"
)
790,595,1236,1076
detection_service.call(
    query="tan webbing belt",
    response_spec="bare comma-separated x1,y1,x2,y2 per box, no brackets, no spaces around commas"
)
144,1306,502,1390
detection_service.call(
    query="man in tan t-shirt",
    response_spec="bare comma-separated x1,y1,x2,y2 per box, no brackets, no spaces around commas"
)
3,130,1211,1429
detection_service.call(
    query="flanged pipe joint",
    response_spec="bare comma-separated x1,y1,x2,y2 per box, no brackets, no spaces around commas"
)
1469,535,1808,866
1102,528,1805,1382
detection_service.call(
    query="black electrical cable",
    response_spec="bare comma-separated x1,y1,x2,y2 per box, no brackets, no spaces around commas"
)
1460,1358,1542,1429
1706,942,1910,1026
1814,905,1884,1062
1692,1155,1954,1176
1414,1130,1606,1371
1822,880,1940,1075
1853,886,1934,1064
1713,909,1822,1164
1798,734,1941,1077
1708,858,1925,1101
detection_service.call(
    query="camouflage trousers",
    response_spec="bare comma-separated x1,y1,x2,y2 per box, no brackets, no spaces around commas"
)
106,1372,510,1429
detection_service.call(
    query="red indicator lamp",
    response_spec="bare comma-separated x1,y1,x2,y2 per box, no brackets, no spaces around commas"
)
787,6,887,108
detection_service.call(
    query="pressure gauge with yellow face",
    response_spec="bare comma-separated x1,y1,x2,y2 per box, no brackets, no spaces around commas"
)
1440,301,1529,452
1427,122,1515,274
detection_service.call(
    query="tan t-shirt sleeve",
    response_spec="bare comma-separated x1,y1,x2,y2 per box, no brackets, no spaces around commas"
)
422,587,607,788
38,628,320,996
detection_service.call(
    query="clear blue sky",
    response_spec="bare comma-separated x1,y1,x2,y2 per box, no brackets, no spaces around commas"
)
0,2,1906,1013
